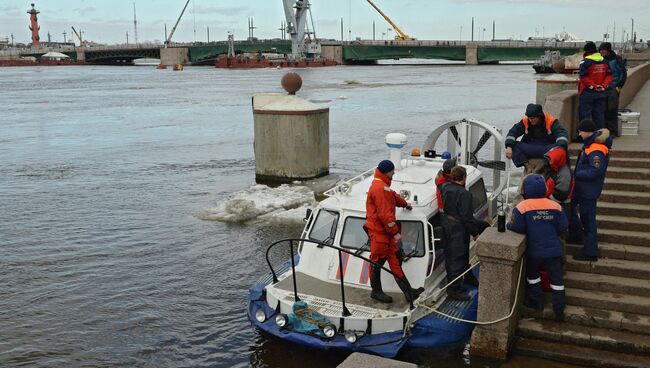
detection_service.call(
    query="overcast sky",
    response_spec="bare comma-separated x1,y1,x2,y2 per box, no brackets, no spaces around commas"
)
1,0,650,45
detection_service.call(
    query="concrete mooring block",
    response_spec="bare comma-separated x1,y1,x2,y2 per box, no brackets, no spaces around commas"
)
252,73,330,183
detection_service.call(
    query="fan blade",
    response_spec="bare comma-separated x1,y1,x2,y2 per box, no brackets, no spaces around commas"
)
449,126,462,146
472,130,493,156
477,160,506,171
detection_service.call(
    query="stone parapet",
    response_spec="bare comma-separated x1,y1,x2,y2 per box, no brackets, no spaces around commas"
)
470,227,526,360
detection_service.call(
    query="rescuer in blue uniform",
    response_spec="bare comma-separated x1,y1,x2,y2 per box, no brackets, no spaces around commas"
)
568,119,612,262
507,174,568,321
505,103,569,167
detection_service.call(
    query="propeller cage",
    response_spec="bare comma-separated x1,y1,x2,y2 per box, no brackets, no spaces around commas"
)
422,118,507,218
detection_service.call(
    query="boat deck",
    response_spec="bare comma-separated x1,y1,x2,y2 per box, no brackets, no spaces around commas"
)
273,271,411,315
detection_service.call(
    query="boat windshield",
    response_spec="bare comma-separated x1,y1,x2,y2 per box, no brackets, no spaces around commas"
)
308,209,339,245
340,217,425,258
469,178,488,213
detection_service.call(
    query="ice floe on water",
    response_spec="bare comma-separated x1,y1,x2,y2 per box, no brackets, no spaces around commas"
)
197,184,317,224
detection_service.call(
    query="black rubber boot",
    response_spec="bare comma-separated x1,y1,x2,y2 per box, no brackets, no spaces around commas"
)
369,265,393,303
447,287,471,301
396,277,424,303
464,272,479,287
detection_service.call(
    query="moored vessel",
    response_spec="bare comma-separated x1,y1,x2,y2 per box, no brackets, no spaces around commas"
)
248,119,508,357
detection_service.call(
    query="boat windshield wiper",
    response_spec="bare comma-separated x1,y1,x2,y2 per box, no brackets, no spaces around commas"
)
354,241,370,256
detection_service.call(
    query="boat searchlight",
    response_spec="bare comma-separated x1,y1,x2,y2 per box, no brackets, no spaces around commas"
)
385,133,407,170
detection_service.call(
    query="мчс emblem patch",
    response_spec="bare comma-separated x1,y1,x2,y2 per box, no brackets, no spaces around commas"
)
592,156,601,169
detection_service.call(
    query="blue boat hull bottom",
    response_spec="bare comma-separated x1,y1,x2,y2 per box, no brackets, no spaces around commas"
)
247,264,479,358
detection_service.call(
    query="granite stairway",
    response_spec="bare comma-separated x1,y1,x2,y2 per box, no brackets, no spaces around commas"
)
513,145,650,368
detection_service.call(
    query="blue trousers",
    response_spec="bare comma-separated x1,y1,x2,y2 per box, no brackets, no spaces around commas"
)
569,198,598,257
511,142,556,167
526,256,565,315
579,90,607,129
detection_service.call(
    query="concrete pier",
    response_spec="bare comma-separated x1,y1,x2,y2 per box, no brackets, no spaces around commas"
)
252,73,330,182
535,74,578,106
160,47,189,66
337,353,417,368
465,42,478,65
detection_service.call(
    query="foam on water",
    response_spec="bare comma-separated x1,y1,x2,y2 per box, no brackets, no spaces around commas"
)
197,184,316,224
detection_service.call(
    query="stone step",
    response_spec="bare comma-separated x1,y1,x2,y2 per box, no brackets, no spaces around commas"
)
600,190,650,205
517,319,650,356
515,336,650,368
570,157,650,169
521,304,650,336
564,270,650,297
560,287,650,315
598,228,650,247
569,144,650,159
604,178,650,192
608,157,650,169
597,214,650,233
566,242,650,262
606,166,650,180
598,201,650,218
566,257,650,281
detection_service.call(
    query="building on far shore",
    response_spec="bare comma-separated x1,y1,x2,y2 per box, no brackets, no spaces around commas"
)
0,37,9,50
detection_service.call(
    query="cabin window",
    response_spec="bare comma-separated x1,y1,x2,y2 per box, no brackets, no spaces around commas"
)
399,221,425,258
308,210,339,245
340,217,369,250
469,178,488,214
340,217,425,258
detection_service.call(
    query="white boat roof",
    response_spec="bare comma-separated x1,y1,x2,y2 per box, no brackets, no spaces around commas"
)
321,156,483,216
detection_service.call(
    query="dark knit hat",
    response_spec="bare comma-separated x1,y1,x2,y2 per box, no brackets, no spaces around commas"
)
442,158,456,173
584,41,597,53
598,42,613,52
525,103,543,117
522,174,547,199
377,160,395,174
577,119,596,133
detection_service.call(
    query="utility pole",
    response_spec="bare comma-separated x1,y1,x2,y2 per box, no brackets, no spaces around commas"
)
492,20,495,41
126,31,129,45
47,32,51,43
340,18,344,42
133,1,139,46
11,33,14,47
193,0,196,43
631,18,635,45
248,17,257,40
471,17,474,42
164,24,168,46
207,26,210,43
348,0,351,41
279,21,285,40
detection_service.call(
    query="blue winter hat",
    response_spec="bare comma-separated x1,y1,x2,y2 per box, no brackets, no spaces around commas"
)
441,151,452,159
522,174,547,199
377,160,395,174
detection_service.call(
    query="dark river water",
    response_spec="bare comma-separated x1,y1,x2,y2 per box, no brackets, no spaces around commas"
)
1,64,574,367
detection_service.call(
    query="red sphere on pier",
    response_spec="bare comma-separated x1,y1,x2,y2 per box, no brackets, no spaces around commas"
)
281,73,302,95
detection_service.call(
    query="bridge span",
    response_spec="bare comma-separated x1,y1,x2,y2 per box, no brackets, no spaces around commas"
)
19,39,581,65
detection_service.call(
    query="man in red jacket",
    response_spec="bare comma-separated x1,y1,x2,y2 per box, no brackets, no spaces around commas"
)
365,160,424,303
579,41,613,129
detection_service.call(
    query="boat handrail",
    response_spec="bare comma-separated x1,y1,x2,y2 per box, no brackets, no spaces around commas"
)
264,238,416,320
323,168,375,197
